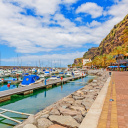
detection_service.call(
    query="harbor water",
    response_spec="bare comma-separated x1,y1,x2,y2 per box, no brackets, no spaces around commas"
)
0,77,22,92
0,75,95,128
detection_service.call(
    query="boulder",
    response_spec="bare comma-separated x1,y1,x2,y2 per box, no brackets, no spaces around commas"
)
63,98,75,104
73,114,83,123
74,100,82,105
73,96,85,100
76,91,84,95
69,106,86,115
23,124,37,128
81,100,92,110
67,95,72,98
50,108,60,115
26,115,37,124
59,107,81,116
57,101,71,108
48,124,67,128
37,118,53,128
40,114,49,118
49,115,80,128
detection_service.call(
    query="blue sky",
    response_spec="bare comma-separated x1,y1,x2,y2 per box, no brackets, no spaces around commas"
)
0,0,128,67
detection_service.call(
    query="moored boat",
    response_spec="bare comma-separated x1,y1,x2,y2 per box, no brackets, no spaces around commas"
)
20,75,40,87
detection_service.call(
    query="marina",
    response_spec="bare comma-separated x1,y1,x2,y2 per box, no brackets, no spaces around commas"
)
0,0,127,127
0,75,94,128
0,75,86,103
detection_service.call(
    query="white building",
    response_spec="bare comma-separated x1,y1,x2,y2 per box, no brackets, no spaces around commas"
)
82,59,92,65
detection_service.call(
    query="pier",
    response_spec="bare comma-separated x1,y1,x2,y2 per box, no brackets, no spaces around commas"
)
0,75,85,103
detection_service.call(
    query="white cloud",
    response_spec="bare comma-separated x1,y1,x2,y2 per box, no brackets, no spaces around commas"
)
62,0,78,4
2,52,84,67
0,0,128,66
6,0,60,16
75,17,82,22
108,0,128,17
87,20,101,27
76,2,103,18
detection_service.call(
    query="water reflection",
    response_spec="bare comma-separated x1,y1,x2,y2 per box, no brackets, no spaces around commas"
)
0,84,19,91
0,76,95,128
44,89,47,97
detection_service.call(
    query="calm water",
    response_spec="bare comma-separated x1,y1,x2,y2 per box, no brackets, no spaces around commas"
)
0,76,94,128
0,77,22,92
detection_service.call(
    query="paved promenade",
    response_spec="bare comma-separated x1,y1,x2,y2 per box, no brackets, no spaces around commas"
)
97,72,128,128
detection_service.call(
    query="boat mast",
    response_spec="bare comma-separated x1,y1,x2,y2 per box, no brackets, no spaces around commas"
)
17,54,19,67
0,51,1,68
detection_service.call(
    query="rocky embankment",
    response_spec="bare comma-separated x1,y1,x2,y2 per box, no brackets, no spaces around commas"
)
14,70,109,128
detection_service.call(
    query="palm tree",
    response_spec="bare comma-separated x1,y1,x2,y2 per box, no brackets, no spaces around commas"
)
102,54,107,67
106,55,116,66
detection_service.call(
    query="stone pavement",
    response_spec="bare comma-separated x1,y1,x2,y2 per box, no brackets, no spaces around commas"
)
97,71,128,128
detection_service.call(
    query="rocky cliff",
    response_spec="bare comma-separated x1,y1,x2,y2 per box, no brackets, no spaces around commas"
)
73,14,128,66
83,47,98,59
83,14,128,59
73,58,83,66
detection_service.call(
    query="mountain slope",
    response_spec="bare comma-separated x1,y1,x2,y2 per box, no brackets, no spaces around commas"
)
73,14,128,66
83,14,128,59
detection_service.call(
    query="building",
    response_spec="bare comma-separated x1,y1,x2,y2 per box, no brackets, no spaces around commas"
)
114,53,128,67
82,59,92,65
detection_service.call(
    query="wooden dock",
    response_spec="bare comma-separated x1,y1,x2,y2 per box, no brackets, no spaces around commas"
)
0,75,85,102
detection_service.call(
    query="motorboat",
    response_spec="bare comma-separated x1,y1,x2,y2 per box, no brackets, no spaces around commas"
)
66,71,72,77
22,73,29,77
16,69,23,75
73,71,81,76
32,68,37,74
39,74,45,78
20,75,40,87
44,71,50,77
0,70,5,78
49,75,60,80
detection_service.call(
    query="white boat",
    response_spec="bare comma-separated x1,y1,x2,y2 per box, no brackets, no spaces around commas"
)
44,71,50,76
73,71,81,76
32,68,37,74
66,71,72,77
4,70,11,77
0,70,5,78
16,69,23,75
39,74,45,78
49,76,60,80
37,69,42,74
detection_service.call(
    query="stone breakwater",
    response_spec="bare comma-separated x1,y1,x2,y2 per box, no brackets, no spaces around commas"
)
14,70,109,128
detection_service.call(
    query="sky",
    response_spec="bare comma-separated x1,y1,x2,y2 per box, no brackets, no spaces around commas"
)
0,0,128,67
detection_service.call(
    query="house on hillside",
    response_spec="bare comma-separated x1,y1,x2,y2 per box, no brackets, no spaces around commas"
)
82,59,92,66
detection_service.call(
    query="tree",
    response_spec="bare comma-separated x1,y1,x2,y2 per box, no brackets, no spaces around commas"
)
106,55,116,66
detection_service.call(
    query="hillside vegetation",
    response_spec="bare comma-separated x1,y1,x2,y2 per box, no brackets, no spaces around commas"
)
73,14,128,67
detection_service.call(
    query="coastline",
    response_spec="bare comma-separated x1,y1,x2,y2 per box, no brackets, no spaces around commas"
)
14,70,109,128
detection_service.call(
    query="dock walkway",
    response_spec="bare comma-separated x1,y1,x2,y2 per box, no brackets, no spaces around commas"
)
0,75,85,102
97,72,128,128
79,71,128,128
